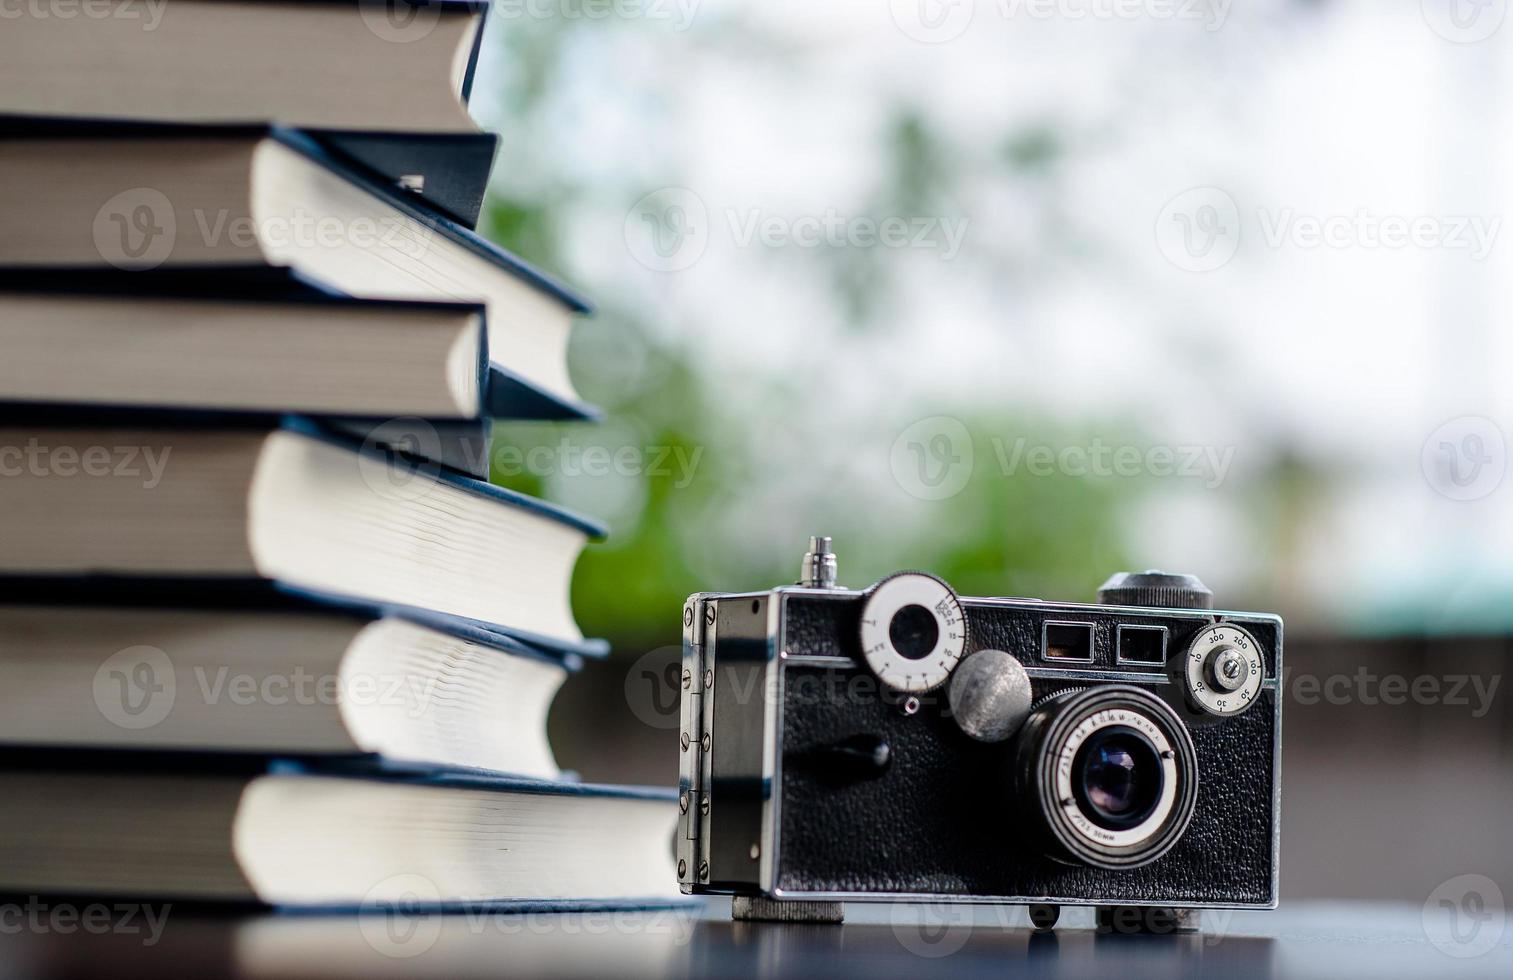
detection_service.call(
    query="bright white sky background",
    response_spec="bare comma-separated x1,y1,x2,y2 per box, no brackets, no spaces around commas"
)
473,0,1513,634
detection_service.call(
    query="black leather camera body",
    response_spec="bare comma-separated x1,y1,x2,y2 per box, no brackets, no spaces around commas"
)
677,539,1281,930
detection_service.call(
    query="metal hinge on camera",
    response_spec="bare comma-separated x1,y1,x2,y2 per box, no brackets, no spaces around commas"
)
678,594,715,891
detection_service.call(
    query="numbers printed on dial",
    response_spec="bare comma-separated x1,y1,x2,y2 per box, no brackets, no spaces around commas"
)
1184,623,1265,718
858,572,968,694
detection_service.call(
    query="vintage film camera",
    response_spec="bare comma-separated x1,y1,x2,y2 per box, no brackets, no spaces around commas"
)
677,538,1281,931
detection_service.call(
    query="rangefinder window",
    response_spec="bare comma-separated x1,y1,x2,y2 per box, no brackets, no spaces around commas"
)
1043,621,1095,663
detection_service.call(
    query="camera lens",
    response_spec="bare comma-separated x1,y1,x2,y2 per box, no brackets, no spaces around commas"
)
888,604,939,661
1015,685,1197,870
1073,727,1163,830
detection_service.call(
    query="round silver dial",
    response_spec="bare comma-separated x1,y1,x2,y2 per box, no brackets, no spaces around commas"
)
858,572,968,693
1183,623,1264,717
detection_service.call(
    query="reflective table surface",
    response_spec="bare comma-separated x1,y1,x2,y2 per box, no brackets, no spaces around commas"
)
0,898,1508,979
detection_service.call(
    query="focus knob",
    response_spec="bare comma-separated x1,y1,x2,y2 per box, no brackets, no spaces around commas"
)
948,649,1032,743
1097,571,1213,610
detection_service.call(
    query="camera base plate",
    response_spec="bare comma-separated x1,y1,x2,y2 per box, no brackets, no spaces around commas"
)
731,897,845,924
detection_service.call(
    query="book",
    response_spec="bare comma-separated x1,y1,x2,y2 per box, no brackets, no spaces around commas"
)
0,403,495,484
0,760,680,907
0,418,605,654
0,591,574,778
333,416,494,482
0,1,678,919
0,0,498,225
0,288,490,420
0,281,506,475
0,120,597,420
318,131,500,230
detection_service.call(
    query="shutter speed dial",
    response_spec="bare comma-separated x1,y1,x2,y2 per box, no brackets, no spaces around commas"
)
1183,623,1264,717
859,572,968,694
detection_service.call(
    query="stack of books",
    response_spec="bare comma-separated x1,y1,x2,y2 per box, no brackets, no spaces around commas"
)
0,0,677,909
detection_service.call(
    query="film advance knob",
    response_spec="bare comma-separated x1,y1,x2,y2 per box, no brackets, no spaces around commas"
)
948,649,1032,743
1096,571,1214,610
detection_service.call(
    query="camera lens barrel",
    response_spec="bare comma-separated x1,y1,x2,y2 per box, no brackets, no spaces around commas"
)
1016,685,1198,870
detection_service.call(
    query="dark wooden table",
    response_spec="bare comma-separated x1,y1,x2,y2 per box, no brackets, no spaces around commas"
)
0,898,1508,978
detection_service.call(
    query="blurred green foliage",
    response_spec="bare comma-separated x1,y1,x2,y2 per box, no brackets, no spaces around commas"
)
472,19,1309,654
475,38,1143,655
488,347,1140,654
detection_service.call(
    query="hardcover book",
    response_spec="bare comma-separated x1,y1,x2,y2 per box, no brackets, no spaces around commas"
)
0,0,499,225
0,758,680,908
0,1,677,918
0,418,606,656
0,121,598,421
0,587,579,777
